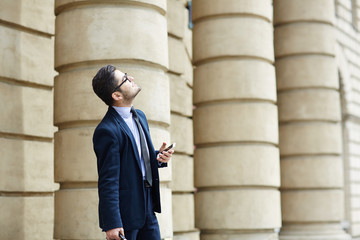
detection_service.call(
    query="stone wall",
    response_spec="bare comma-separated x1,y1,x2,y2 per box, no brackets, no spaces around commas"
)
2,0,360,239
167,0,199,239
336,0,360,238
54,0,172,239
192,0,281,239
0,1,56,239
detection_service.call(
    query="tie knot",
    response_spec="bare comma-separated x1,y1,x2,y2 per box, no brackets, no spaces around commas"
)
130,106,138,118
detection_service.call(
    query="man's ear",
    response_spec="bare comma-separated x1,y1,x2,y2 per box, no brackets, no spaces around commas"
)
112,91,122,101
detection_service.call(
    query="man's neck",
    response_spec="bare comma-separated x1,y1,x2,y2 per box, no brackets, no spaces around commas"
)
113,100,133,108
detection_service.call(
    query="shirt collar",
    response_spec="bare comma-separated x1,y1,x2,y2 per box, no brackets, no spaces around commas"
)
112,106,132,119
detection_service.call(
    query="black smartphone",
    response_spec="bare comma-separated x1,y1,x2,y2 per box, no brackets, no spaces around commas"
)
119,232,126,240
161,142,176,153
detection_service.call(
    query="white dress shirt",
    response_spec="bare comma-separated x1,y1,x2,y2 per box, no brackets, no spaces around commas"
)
112,106,147,178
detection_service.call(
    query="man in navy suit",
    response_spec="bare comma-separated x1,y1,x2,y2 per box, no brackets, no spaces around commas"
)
92,65,173,240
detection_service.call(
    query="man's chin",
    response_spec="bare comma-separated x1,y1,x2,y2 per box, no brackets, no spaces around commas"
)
133,88,141,97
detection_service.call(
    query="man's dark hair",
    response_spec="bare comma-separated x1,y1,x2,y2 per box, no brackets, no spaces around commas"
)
92,65,117,106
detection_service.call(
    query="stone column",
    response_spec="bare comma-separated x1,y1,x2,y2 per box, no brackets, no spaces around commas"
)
274,0,350,239
193,0,281,239
0,1,56,239
167,0,199,239
54,1,172,239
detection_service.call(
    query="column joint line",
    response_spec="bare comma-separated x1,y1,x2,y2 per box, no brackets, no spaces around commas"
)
274,20,334,28
275,52,335,61
194,55,273,67
194,98,277,108
195,141,278,149
192,13,272,25
55,0,166,16
0,19,53,38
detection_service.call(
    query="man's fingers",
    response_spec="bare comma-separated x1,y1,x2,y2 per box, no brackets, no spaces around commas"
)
119,228,126,239
158,142,167,152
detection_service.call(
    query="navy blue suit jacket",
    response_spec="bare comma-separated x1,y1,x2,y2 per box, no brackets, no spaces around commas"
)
93,106,167,231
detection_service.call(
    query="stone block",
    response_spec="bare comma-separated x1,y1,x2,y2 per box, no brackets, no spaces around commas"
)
0,82,53,137
156,186,173,238
0,196,54,240
192,0,272,23
148,123,171,147
281,156,343,189
280,223,351,239
148,124,172,182
169,37,186,74
274,0,334,25
337,4,355,23
54,188,103,239
194,103,279,145
281,190,344,222
193,18,274,64
0,25,55,86
55,5,168,69
167,0,185,39
170,114,193,155
55,66,170,126
349,142,360,156
0,0,55,34
195,145,280,187
194,60,276,104
351,196,360,209
0,138,54,191
350,183,360,195
170,154,194,192
348,102,360,119
345,119,360,143
169,74,193,117
200,233,279,240
172,194,195,232
352,223,360,237
174,231,200,240
184,52,194,86
337,0,352,9
349,156,360,169
275,23,335,57
276,55,338,90
350,169,360,182
159,156,172,183
352,210,360,222
195,189,281,229
278,89,341,122
279,123,342,156
55,128,97,182
54,67,107,126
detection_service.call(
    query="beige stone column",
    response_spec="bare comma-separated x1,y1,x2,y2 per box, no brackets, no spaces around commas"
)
0,1,56,239
167,0,199,239
274,0,350,239
193,0,281,239
54,1,172,239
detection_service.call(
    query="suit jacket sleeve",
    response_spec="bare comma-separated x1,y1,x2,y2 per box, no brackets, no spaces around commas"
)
93,127,123,231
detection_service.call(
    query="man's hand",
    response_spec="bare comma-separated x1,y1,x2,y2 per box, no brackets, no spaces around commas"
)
157,142,174,163
106,228,125,240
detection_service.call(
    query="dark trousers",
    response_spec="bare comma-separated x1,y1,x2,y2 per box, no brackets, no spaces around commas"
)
124,187,161,240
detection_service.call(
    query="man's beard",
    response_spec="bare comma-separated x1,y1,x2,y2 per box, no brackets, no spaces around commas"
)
122,87,141,103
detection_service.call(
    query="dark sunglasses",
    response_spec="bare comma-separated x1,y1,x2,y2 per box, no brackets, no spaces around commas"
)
113,73,130,92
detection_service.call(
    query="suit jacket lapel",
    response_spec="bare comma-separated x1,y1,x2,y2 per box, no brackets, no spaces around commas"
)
108,107,143,172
